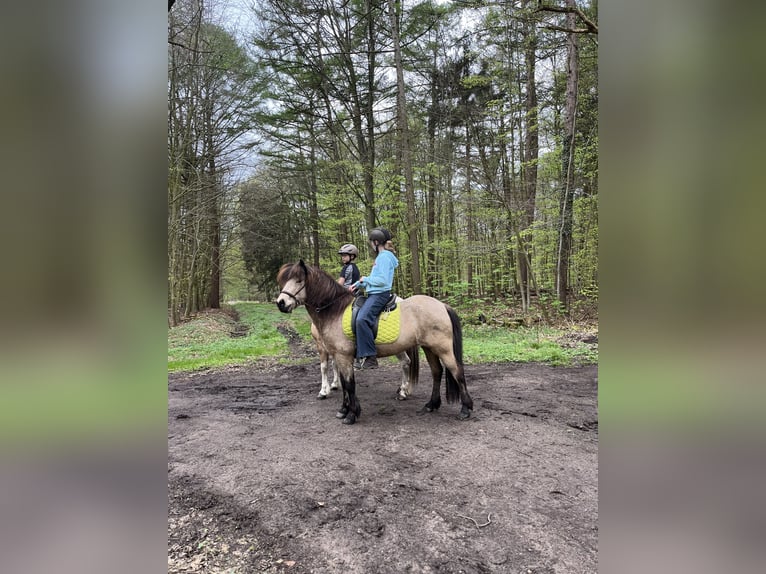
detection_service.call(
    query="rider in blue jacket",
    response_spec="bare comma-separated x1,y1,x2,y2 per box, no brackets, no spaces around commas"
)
349,227,398,370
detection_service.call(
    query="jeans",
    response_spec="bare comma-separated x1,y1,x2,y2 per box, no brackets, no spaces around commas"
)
355,291,390,358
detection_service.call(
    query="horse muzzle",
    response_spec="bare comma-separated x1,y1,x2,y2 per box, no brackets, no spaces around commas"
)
276,298,293,314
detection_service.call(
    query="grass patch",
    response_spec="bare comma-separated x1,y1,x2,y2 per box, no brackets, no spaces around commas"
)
168,302,597,373
168,303,313,371
463,324,597,366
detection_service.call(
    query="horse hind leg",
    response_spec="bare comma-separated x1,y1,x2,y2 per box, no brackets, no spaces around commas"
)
443,306,473,420
442,357,473,420
396,346,420,400
417,348,443,414
395,350,412,400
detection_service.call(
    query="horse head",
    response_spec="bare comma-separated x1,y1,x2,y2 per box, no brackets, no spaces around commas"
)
276,260,309,313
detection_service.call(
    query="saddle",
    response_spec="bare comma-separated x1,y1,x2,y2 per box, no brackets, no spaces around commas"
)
342,293,400,343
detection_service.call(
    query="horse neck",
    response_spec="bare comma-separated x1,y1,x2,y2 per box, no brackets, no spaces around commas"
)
304,272,351,325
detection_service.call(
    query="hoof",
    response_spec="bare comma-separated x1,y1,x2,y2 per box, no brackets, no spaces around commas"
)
317,393,328,400
457,406,471,420
341,413,357,425
419,399,440,414
396,392,408,401
336,407,349,419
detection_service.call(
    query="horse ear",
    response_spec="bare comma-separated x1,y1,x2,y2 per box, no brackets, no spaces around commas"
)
299,259,308,275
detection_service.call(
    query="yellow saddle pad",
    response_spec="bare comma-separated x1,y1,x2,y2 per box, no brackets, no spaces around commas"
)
342,302,401,344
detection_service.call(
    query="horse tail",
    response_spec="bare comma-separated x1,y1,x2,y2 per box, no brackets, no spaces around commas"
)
407,345,420,386
446,305,464,365
445,305,464,404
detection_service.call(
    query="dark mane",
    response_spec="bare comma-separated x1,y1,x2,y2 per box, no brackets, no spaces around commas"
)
278,261,353,318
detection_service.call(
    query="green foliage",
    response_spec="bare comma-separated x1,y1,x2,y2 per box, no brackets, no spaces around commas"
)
221,236,257,302
239,173,302,295
460,74,492,90
197,0,599,322
442,280,472,307
572,194,598,294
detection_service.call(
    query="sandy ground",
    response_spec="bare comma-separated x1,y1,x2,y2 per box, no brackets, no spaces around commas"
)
168,358,597,573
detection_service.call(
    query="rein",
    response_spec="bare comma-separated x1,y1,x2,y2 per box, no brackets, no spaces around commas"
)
314,292,350,314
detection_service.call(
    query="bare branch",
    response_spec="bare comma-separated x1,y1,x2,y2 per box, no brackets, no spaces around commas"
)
168,39,214,54
543,25,594,35
536,4,598,35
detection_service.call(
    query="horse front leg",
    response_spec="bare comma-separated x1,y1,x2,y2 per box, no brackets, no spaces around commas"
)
334,355,361,424
318,354,341,399
418,348,443,414
318,352,331,400
313,326,332,400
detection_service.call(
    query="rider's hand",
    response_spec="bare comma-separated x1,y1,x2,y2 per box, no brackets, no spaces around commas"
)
349,279,364,293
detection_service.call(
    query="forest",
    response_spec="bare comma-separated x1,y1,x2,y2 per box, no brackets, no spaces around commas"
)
167,0,598,327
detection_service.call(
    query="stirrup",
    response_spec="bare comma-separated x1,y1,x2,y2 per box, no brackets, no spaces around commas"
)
358,356,378,370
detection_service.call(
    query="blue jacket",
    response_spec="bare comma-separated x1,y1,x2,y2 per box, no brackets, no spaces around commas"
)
358,250,398,293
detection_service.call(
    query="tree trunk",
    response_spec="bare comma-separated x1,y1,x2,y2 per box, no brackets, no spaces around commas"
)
520,1,539,312
556,0,579,310
365,0,378,232
206,103,221,310
465,126,474,295
426,55,438,296
309,138,322,267
389,0,421,293
207,206,221,309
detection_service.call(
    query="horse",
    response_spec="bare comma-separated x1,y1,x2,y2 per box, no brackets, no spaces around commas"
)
310,313,420,400
276,260,473,425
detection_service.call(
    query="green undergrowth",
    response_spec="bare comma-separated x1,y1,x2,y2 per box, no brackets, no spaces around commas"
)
463,324,597,366
169,302,597,373
167,303,312,371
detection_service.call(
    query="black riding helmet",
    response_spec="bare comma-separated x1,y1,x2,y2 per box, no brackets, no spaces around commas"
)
368,227,392,244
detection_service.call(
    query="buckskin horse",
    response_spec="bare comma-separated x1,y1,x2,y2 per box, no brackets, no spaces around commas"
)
310,314,419,401
276,261,473,425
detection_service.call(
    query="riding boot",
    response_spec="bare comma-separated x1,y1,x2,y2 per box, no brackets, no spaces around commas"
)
359,356,378,370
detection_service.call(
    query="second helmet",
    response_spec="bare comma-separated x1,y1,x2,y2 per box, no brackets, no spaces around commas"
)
368,227,392,243
338,243,359,256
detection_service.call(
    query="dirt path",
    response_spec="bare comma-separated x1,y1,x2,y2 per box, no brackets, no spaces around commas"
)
168,360,598,573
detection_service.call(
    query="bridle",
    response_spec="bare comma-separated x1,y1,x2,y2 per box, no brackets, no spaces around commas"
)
280,280,351,314
279,283,306,307
279,267,352,313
